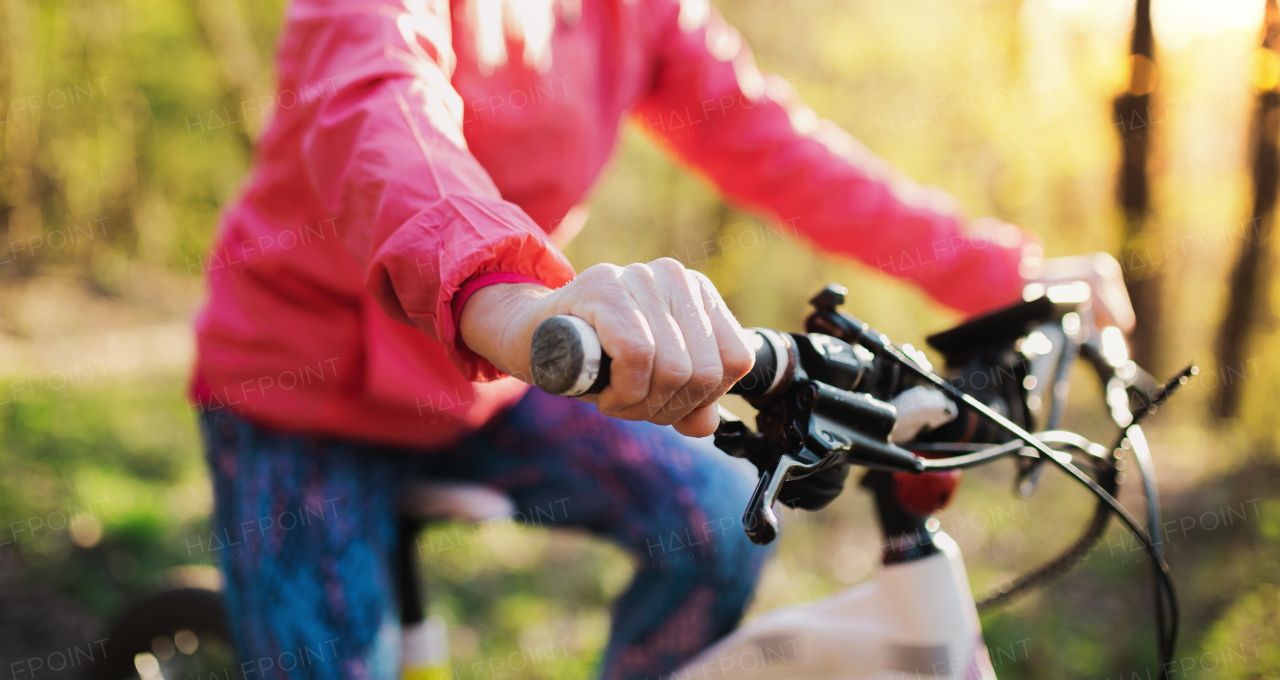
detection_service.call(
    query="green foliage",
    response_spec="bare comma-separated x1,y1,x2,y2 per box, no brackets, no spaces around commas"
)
0,377,207,617
1195,584,1280,678
1,0,1278,677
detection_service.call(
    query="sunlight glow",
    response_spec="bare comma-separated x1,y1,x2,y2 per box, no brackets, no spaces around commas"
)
1043,0,1265,49
469,0,567,74
1153,0,1265,49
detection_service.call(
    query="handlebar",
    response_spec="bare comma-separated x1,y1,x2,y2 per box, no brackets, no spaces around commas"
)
529,315,795,401
528,303,1178,548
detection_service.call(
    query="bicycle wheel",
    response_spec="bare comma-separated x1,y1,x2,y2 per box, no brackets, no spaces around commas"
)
90,585,238,680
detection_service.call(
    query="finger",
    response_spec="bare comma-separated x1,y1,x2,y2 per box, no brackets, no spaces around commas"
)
673,404,720,438
1092,304,1118,331
586,303,655,409
574,267,655,409
654,264,722,424
692,270,754,397
599,263,690,420
1097,278,1136,333
1091,254,1136,333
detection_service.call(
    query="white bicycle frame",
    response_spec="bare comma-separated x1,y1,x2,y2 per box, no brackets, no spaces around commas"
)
674,531,994,680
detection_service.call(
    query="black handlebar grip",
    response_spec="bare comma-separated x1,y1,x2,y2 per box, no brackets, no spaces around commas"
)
731,327,794,400
529,316,793,399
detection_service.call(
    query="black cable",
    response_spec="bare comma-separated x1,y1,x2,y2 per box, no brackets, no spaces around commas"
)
902,369,1184,666
910,437,1112,473
1117,367,1195,667
977,496,1113,611
915,434,1121,610
868,339,1180,677
1126,424,1170,669
975,436,1118,611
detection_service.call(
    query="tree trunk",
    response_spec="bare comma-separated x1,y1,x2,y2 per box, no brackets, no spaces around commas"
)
0,0,9,245
1212,0,1280,419
0,0,45,275
186,0,268,150
1115,0,1163,371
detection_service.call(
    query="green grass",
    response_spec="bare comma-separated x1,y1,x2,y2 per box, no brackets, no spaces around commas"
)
3,353,1278,679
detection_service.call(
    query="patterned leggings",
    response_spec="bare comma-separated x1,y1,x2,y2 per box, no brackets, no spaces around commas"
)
200,387,771,680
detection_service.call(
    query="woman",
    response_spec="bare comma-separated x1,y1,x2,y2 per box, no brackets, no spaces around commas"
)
192,0,1133,678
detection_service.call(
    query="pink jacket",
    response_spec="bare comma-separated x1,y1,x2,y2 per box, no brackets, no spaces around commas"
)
192,0,1036,448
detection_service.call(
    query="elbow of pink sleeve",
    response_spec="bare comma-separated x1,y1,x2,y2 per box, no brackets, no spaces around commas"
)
363,201,575,382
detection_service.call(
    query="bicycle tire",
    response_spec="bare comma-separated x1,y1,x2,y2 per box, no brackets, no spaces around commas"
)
89,586,236,680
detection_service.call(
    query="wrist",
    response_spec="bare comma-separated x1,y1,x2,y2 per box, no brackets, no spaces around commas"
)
459,282,554,380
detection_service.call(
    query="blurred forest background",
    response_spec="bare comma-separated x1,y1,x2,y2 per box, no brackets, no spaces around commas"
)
2,0,1280,678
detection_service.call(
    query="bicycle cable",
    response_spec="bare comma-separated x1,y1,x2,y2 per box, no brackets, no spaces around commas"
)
954,363,1191,626
914,434,1119,612
856,334,1183,677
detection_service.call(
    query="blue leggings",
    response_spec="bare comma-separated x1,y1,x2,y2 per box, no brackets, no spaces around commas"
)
200,387,771,680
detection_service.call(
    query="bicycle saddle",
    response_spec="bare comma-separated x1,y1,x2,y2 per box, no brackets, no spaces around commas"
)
396,482,515,523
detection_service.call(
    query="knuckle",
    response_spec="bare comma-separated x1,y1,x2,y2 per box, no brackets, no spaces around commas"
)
691,362,724,395
650,257,687,276
653,358,694,391
615,339,656,367
692,272,727,307
623,262,655,281
685,268,712,288
580,263,623,283
724,340,754,380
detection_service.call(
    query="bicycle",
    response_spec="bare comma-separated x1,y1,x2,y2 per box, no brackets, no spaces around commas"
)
92,282,1190,680
531,282,1187,679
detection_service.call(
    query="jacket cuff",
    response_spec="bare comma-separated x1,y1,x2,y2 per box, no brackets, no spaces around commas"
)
364,200,576,383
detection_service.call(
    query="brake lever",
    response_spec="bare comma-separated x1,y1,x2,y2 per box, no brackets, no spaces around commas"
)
715,375,922,545
714,411,827,545
742,452,821,545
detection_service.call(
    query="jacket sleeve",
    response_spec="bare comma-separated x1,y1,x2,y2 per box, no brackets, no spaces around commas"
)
286,0,575,380
633,0,1039,316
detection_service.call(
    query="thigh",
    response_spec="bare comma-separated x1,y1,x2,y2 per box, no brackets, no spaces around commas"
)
421,387,766,577
424,388,773,676
201,412,409,680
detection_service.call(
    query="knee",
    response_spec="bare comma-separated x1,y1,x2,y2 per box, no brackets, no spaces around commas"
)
663,467,771,589
658,517,771,637
645,513,771,595
712,518,773,597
